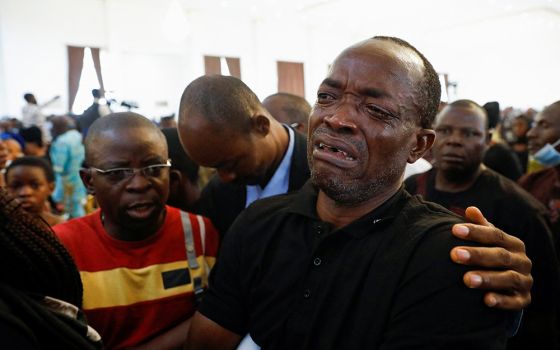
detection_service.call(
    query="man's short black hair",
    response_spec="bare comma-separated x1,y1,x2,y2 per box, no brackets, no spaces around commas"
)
6,156,55,183
19,126,44,147
23,93,35,103
179,75,262,134
373,36,441,129
161,128,199,183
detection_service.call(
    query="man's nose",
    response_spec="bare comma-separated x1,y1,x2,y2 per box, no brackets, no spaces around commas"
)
217,169,236,183
445,130,464,145
323,104,358,133
16,185,33,197
125,171,152,190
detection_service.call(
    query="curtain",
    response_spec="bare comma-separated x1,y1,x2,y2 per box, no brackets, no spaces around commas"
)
90,48,105,96
225,57,241,79
277,61,305,97
67,46,85,111
204,56,221,75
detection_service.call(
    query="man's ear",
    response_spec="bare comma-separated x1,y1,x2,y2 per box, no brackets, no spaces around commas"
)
408,129,436,163
294,123,306,133
79,169,96,195
251,114,271,136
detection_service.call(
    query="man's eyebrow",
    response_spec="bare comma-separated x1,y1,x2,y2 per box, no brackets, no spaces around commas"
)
320,78,390,99
320,78,342,89
358,85,392,99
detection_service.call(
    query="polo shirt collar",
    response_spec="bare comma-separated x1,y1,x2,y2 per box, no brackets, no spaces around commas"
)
288,180,410,238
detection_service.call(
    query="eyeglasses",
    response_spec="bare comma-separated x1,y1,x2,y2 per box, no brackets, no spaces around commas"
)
88,160,172,183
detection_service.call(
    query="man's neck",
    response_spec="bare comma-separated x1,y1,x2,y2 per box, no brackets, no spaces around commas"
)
435,165,483,193
315,183,401,229
258,124,290,188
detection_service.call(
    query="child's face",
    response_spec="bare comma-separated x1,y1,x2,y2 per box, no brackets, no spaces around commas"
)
6,165,54,214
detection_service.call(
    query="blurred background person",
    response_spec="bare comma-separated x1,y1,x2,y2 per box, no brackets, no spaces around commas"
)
21,93,59,143
162,127,201,211
76,89,111,139
19,126,49,159
262,92,311,135
5,156,65,226
49,115,86,218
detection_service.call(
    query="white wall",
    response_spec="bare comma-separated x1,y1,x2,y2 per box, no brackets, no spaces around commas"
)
1,0,559,119
0,0,107,117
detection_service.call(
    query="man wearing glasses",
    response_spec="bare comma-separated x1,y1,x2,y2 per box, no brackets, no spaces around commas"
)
54,112,219,350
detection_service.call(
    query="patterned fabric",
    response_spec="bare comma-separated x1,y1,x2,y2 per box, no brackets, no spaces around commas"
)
49,129,86,218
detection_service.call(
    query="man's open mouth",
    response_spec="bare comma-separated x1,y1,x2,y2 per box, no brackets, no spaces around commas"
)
316,142,356,161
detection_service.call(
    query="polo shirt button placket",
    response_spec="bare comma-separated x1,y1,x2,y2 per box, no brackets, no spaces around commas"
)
313,257,322,266
316,225,322,235
303,289,311,299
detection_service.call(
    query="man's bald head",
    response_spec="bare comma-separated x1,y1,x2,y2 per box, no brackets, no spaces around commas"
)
179,75,265,135
262,93,311,134
527,100,560,154
85,112,166,164
371,36,441,128
437,99,488,130
541,100,560,121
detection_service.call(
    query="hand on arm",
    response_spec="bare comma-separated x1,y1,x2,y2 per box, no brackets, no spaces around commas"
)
186,312,242,350
450,206,533,310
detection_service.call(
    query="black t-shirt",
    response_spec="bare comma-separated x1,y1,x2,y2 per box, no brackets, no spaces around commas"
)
199,181,508,349
406,168,560,349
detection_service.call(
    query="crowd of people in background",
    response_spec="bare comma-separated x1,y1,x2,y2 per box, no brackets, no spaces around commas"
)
0,36,558,349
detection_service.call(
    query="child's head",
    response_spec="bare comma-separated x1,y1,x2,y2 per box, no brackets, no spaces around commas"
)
6,156,55,214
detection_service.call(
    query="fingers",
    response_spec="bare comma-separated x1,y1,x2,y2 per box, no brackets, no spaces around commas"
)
451,222,525,251
463,270,533,310
450,246,532,273
464,206,492,226
483,291,531,310
463,270,533,291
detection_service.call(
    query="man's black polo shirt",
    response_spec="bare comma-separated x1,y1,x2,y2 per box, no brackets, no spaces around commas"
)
199,182,508,349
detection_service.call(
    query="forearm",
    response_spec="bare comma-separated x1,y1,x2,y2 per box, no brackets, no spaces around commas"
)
187,312,241,350
133,318,192,350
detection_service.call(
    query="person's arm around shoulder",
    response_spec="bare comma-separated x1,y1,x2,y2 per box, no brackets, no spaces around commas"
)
451,207,532,310
186,312,242,350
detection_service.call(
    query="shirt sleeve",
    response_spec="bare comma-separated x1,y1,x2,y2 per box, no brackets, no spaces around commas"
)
379,224,509,349
197,215,249,335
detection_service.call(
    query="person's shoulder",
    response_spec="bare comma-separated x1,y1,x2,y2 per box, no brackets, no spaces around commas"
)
482,168,547,212
223,190,304,243
245,190,300,217
53,211,99,240
401,192,463,228
167,206,218,236
519,167,556,188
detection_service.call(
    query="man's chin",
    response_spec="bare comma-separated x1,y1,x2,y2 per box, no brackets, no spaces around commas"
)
441,166,477,183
